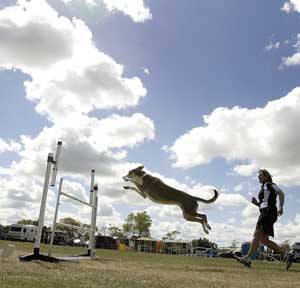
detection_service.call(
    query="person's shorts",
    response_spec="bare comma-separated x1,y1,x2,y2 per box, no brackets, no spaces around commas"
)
256,207,278,237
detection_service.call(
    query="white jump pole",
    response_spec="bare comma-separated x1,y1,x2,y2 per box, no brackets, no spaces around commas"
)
50,141,62,187
88,183,98,257
48,177,63,257
90,169,95,204
48,171,98,259
33,152,54,255
34,141,62,255
20,141,62,262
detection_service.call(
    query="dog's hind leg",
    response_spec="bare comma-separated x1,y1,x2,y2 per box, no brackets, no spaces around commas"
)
183,213,209,234
194,212,211,230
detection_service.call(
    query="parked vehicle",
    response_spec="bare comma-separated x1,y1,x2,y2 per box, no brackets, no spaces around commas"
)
8,224,37,242
71,238,86,247
291,242,300,263
192,247,217,257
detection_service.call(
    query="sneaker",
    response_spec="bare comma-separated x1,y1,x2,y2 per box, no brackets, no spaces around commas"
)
234,255,251,268
285,252,294,271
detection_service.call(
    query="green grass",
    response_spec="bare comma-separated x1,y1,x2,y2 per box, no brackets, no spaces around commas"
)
1,240,300,288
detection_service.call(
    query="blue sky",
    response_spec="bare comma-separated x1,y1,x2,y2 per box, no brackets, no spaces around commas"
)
1,0,300,246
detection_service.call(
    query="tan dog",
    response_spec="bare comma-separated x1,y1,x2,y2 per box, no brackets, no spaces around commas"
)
123,166,218,234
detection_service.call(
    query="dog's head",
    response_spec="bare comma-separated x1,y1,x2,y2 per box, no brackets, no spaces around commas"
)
123,165,145,184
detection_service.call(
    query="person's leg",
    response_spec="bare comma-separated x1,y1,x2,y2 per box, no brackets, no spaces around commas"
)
235,225,262,268
260,233,286,257
246,225,263,258
261,233,294,270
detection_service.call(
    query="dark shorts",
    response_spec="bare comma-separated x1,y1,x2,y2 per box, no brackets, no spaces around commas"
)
256,207,278,237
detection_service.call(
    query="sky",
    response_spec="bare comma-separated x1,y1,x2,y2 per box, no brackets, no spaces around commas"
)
1,0,300,247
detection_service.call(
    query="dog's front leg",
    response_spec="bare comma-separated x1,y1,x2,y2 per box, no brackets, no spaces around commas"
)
123,186,147,199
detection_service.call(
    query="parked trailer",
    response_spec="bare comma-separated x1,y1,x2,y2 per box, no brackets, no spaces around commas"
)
8,224,37,242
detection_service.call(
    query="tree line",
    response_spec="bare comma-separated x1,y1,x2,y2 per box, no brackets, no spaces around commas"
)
0,214,293,250
0,212,219,248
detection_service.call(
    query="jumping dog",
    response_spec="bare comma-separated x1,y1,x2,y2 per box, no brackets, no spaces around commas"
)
123,166,218,234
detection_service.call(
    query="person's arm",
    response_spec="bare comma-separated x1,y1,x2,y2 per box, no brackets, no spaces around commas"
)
251,197,260,207
273,184,284,216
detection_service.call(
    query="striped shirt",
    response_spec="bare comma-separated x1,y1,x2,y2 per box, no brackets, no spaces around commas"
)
258,182,281,209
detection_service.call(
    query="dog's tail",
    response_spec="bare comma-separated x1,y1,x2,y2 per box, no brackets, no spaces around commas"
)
195,189,218,204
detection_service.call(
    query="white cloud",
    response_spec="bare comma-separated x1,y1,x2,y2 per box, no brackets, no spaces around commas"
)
265,41,280,51
281,34,300,67
275,214,300,242
0,0,155,226
0,138,22,154
215,193,249,208
0,0,77,71
281,1,300,13
146,205,184,220
282,53,300,66
143,67,150,75
62,0,152,23
60,180,89,204
241,204,259,225
167,87,300,185
10,113,154,182
0,0,147,122
103,0,152,23
227,217,236,224
0,111,155,226
232,164,256,177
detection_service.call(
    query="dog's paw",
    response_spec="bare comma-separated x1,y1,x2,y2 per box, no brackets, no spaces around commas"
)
204,229,209,234
123,186,131,190
206,224,211,230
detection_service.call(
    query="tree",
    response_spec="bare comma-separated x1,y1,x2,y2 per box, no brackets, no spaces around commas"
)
123,211,152,237
108,226,125,238
134,211,152,237
162,230,180,241
56,217,83,239
17,219,38,226
55,217,97,240
98,226,108,236
123,213,136,237
192,237,218,249
59,217,81,227
82,223,94,241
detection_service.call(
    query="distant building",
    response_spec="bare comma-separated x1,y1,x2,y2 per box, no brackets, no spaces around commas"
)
43,230,70,245
95,235,117,250
162,240,191,255
135,237,161,253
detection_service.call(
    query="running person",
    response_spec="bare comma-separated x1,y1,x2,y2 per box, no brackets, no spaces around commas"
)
235,169,294,269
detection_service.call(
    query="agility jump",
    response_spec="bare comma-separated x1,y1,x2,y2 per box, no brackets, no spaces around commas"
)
48,173,98,259
19,141,99,263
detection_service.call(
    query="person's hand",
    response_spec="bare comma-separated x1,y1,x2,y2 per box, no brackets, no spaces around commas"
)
278,208,283,216
251,197,259,206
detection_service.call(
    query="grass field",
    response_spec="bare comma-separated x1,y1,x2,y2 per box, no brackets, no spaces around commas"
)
0,240,300,288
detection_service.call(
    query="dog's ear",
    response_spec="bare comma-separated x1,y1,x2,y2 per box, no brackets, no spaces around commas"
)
136,165,144,171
